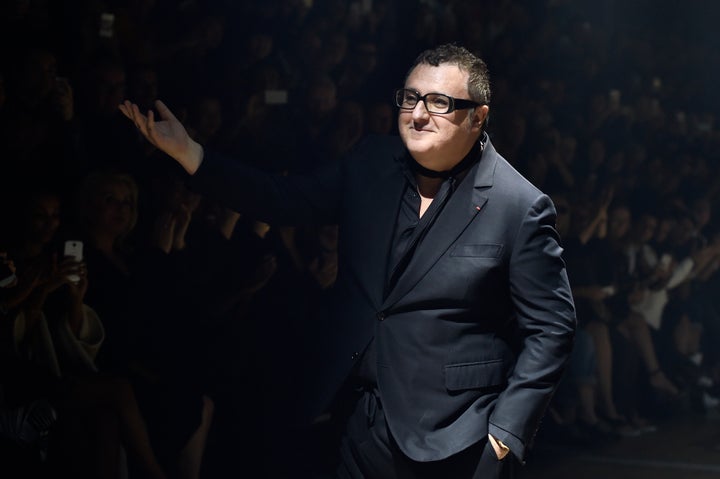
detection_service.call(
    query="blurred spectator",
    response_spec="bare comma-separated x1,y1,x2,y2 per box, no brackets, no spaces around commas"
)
73,170,214,479
365,99,394,136
0,48,84,195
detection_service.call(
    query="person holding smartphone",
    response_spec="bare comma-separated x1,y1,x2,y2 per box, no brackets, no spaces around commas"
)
0,186,173,478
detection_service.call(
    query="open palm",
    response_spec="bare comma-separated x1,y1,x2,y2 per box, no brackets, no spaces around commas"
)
119,99,187,154
119,99,203,173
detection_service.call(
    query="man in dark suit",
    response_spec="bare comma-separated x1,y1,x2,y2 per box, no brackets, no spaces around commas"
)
120,44,576,478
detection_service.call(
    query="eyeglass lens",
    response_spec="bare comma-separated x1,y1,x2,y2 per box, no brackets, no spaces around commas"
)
396,89,453,114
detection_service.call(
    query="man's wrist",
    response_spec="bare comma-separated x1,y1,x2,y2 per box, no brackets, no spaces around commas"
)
180,139,204,175
488,433,510,460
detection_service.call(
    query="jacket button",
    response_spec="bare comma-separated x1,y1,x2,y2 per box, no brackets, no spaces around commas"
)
377,312,385,321
351,352,359,360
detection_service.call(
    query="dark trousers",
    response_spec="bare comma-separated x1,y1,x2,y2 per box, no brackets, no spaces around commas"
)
336,389,515,479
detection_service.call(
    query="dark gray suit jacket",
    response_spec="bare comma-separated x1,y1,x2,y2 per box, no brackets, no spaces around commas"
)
189,134,576,463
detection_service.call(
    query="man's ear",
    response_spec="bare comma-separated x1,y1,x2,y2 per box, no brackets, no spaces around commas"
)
471,105,490,131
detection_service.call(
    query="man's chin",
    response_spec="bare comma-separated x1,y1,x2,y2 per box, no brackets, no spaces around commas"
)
407,148,432,164
404,138,433,155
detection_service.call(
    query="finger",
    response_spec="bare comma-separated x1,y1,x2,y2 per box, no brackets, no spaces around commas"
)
118,101,132,119
155,100,179,123
60,257,83,268
123,100,141,123
127,102,140,127
147,109,156,139
134,104,147,131
131,103,148,132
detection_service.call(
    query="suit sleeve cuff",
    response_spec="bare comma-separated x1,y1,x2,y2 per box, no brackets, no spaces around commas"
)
186,148,217,192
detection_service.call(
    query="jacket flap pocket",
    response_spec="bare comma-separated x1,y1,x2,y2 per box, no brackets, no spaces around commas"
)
444,360,505,391
450,244,503,258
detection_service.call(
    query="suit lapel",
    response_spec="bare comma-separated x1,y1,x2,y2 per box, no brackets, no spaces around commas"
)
381,142,499,310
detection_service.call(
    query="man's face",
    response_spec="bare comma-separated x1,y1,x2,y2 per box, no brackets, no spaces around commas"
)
398,63,488,172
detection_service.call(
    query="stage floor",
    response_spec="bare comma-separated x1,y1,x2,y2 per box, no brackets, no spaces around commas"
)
520,409,720,479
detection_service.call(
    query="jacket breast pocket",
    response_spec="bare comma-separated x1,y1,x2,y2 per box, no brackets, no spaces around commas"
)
450,244,503,258
444,360,506,391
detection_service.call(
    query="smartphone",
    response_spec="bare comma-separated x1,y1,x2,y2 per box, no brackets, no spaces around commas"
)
64,240,83,284
99,12,115,38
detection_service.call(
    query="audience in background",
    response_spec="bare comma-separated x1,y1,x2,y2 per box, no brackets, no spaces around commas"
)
0,186,167,478
2,0,720,476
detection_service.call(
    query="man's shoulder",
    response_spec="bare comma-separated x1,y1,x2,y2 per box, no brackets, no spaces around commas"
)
483,139,545,199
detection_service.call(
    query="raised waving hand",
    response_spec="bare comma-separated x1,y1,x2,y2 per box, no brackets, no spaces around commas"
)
118,99,204,174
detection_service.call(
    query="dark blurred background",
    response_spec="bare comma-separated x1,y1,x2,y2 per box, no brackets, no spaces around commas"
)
1,0,720,478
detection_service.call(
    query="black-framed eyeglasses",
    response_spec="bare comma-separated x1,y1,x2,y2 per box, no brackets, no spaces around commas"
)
394,88,482,114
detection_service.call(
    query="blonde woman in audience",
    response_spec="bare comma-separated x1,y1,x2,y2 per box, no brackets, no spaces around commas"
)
75,170,214,479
